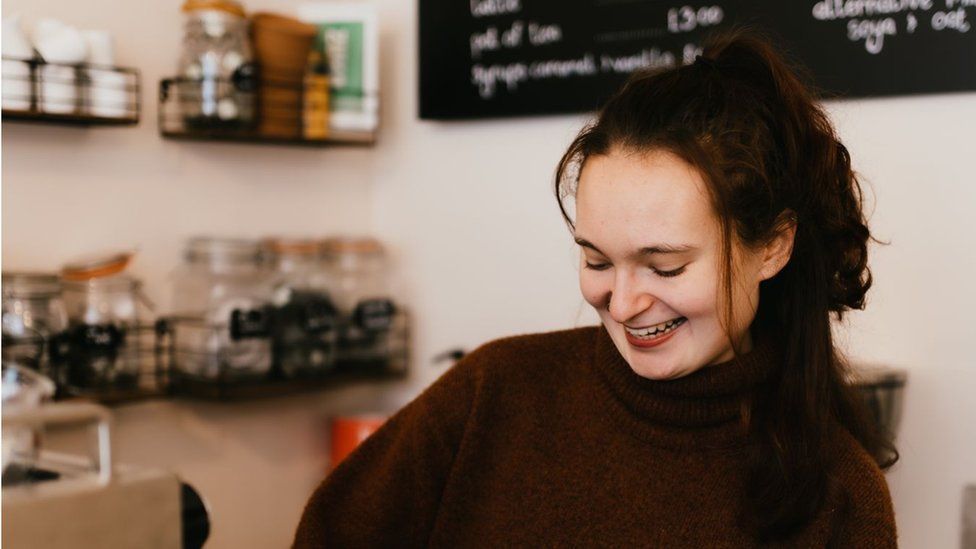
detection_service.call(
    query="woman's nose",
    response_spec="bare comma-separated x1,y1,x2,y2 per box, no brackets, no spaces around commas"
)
606,282,654,324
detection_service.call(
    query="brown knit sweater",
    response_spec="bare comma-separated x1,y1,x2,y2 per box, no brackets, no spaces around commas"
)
293,325,897,547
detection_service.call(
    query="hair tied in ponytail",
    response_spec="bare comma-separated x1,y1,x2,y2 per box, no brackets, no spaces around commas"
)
554,28,896,541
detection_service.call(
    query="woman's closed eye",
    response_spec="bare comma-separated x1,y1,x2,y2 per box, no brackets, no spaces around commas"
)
583,262,687,278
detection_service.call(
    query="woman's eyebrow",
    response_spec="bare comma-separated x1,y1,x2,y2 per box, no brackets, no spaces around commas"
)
573,236,696,258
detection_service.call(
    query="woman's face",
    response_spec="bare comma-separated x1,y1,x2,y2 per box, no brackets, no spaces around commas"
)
576,148,771,380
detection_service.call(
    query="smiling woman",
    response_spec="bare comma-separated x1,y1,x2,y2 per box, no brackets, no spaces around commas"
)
572,148,796,380
554,26,897,544
293,28,897,548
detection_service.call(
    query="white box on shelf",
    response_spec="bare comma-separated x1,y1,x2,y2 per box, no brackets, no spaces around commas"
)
298,2,379,136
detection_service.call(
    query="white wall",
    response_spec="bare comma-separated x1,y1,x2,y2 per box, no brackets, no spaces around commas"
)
827,95,976,548
3,0,975,547
1,0,378,307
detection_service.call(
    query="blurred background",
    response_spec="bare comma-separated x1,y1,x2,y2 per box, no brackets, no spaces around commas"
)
2,0,974,547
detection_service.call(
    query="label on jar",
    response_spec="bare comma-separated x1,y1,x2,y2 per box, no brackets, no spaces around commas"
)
353,299,397,333
232,63,258,93
230,307,270,340
72,324,124,351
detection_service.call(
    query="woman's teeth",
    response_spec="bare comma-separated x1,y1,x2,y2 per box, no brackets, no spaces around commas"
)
624,318,686,339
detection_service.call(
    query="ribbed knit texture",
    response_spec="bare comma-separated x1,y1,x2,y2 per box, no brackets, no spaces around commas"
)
293,325,897,548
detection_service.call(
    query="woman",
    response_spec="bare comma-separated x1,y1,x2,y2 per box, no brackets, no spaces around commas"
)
294,29,898,547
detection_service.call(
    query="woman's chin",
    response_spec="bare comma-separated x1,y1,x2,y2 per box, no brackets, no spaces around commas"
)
625,358,691,381
614,339,691,380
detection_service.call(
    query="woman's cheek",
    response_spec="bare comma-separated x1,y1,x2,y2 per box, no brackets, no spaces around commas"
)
579,270,608,309
670,274,718,322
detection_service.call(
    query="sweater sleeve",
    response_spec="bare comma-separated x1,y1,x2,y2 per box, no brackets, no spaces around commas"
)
828,431,899,548
291,347,486,548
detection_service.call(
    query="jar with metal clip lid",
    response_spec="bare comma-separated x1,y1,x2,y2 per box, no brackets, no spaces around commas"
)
60,252,151,391
170,237,274,381
266,238,338,378
177,0,256,129
321,237,408,373
1,273,69,383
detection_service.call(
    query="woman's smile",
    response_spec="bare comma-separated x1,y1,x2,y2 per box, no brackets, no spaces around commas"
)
624,317,686,348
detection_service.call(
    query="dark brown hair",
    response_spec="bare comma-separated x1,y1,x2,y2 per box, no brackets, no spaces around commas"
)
554,28,897,541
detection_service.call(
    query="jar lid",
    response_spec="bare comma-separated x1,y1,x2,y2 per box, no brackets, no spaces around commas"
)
321,236,385,256
182,0,246,17
61,274,141,292
264,237,320,257
185,237,264,266
61,251,133,281
1,272,62,298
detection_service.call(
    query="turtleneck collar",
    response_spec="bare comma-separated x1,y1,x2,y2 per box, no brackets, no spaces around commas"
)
588,322,780,450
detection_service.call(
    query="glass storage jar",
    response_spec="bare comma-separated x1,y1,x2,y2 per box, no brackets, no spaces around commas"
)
177,0,256,129
170,238,274,381
1,273,69,382
60,253,147,391
265,238,338,378
321,237,408,373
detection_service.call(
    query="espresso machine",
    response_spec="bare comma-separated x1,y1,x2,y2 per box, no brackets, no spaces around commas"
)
2,364,209,549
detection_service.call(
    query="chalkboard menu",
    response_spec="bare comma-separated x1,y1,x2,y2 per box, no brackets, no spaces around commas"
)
419,1,976,120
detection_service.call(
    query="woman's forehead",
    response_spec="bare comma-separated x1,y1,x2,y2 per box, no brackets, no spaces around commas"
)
575,149,716,243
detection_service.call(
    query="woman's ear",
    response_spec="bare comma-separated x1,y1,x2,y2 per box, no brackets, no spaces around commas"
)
759,210,797,281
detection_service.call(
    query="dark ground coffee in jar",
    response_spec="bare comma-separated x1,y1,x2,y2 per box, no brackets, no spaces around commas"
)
265,238,339,379
60,252,147,391
170,237,274,382
321,237,408,374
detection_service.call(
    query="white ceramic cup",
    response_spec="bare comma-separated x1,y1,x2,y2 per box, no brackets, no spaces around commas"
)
82,30,114,66
86,68,129,118
33,19,88,64
2,15,35,111
2,15,34,60
39,64,78,114
2,59,32,111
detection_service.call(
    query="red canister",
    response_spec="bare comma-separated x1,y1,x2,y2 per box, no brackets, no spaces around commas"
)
329,414,387,469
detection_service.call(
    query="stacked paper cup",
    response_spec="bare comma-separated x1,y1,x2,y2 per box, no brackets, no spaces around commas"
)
32,18,88,114
82,31,128,118
2,15,34,111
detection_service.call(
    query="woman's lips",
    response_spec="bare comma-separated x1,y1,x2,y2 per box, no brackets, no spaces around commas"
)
624,320,684,348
